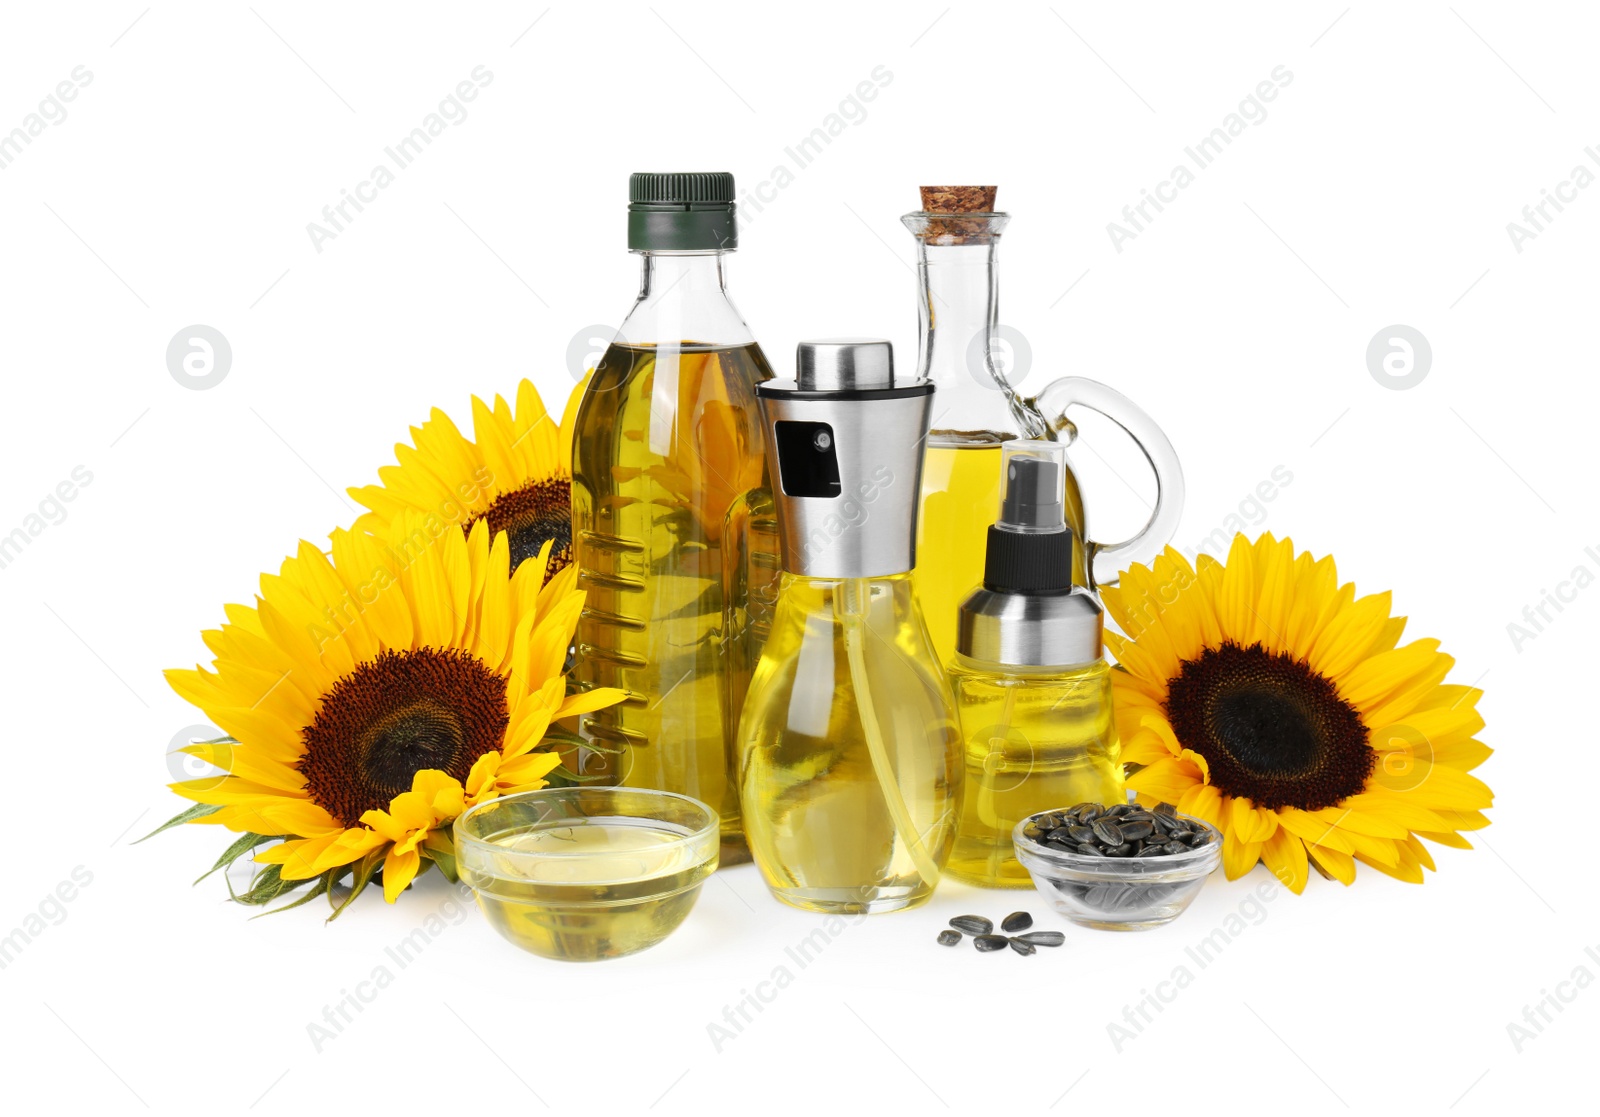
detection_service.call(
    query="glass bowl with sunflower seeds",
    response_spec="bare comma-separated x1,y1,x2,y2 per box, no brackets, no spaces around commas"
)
1012,801,1221,931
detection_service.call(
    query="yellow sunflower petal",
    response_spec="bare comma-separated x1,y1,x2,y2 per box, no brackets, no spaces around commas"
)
1275,807,1356,855
1221,826,1264,880
1307,842,1356,885
1259,825,1309,894
1127,755,1205,804
382,846,422,902
1354,842,1424,883
555,686,629,720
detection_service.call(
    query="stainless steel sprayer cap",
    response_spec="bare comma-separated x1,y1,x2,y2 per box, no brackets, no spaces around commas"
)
756,340,934,579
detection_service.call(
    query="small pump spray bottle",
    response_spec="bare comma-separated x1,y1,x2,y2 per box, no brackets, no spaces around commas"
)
739,339,962,914
946,440,1124,888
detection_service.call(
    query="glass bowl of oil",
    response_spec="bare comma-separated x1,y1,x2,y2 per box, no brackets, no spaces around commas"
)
455,787,719,962
1012,810,1221,931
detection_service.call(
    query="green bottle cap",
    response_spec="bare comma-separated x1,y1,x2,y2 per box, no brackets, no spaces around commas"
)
628,172,737,251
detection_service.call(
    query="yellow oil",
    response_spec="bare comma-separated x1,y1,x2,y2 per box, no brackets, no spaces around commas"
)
914,439,1004,668
461,819,716,961
570,342,778,855
945,655,1124,887
915,436,1090,668
739,575,962,914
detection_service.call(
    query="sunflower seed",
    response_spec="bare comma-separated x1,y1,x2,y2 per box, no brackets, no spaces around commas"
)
1104,843,1133,857
1067,824,1097,844
1017,931,1065,947
1001,911,1033,932
1077,803,1103,823
1008,937,1036,956
1076,843,1106,856
1154,801,1177,818
950,915,993,935
973,934,1009,952
1119,820,1154,842
937,929,962,946
1163,840,1189,855
1107,803,1134,818
1091,819,1124,846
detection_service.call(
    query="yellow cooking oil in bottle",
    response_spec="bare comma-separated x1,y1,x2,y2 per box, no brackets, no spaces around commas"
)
916,437,1006,666
740,340,962,914
569,174,779,861
946,441,1124,888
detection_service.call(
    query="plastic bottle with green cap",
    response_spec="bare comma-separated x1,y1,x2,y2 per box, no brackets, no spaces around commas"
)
569,172,777,861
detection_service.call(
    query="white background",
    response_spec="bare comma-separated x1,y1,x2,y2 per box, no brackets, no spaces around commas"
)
0,2,1591,1112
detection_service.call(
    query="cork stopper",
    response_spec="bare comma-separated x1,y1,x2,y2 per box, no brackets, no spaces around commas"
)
913,185,1001,244
919,186,997,214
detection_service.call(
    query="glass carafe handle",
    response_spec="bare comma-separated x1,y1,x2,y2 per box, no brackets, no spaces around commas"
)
1027,377,1185,588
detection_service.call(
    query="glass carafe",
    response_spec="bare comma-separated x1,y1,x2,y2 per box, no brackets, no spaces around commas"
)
570,173,779,859
903,199,1185,667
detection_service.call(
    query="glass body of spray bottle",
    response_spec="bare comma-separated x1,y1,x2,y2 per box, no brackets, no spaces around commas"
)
569,173,780,859
740,339,962,914
945,440,1124,888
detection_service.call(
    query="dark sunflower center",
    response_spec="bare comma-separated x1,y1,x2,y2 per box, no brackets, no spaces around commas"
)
1163,641,1372,812
298,648,509,826
465,477,571,583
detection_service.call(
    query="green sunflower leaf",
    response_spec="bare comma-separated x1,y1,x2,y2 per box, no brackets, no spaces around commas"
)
135,802,223,843
231,863,295,906
422,833,459,883
327,849,386,923
253,869,335,918
194,832,272,885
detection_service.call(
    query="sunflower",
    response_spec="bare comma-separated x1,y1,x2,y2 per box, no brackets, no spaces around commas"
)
349,377,587,583
162,513,622,909
1104,533,1493,893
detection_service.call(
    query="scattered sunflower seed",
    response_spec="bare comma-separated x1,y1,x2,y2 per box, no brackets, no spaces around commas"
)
937,929,962,947
1016,931,1065,947
1000,911,1033,932
973,934,1009,952
949,915,993,935
1008,937,1036,956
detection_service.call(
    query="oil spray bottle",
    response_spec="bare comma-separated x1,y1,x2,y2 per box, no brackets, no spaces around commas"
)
739,339,962,914
946,440,1124,887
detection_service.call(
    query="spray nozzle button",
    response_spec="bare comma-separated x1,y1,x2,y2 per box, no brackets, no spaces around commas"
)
996,440,1067,535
